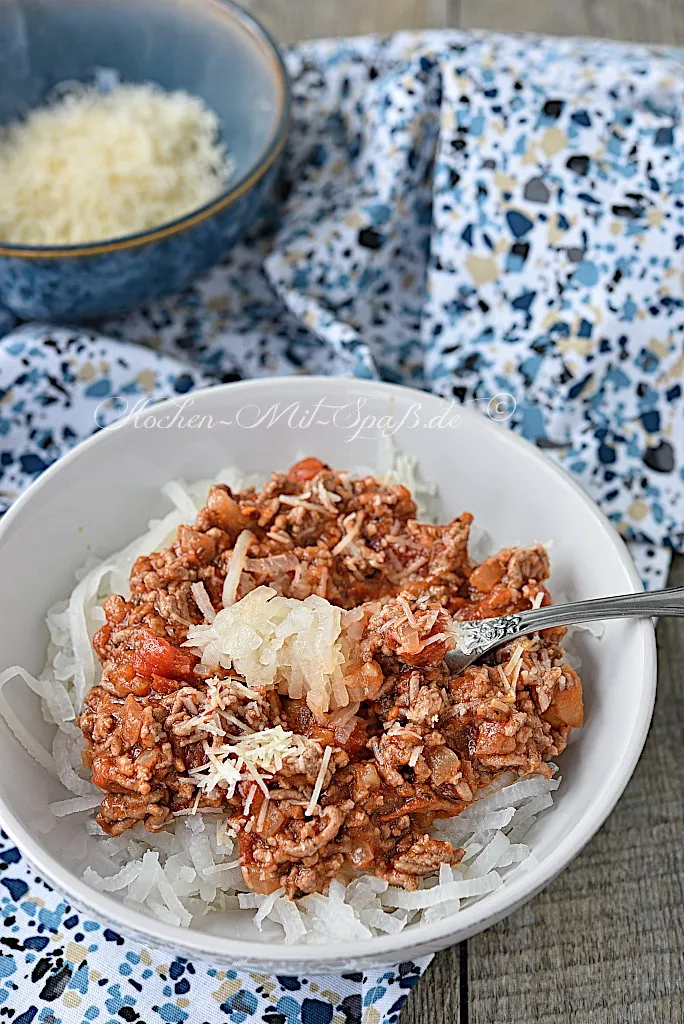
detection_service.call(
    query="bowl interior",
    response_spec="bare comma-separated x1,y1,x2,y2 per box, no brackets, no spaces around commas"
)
0,379,654,969
0,0,284,186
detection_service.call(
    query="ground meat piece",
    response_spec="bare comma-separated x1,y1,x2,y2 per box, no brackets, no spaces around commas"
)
505,544,550,588
363,594,453,666
369,738,407,788
153,582,200,631
403,516,473,594
97,789,171,835
283,854,346,897
274,804,351,861
405,684,445,725
469,544,550,595
375,728,424,771
195,484,253,536
465,544,551,620
389,834,463,878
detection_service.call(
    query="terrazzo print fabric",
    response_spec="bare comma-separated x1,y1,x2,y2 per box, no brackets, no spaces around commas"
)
0,326,211,510
0,828,423,1024
269,32,683,572
0,29,682,1024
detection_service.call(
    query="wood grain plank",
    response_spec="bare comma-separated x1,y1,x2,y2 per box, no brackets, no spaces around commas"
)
402,943,461,1024
459,0,592,37
586,0,684,44
238,0,451,45
459,0,684,44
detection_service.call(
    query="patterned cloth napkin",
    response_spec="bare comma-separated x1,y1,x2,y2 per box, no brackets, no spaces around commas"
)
0,29,682,1024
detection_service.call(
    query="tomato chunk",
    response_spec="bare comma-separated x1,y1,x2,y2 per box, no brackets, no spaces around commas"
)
130,630,197,682
287,457,328,483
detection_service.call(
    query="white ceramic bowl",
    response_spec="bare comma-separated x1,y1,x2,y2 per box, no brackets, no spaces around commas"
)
0,377,656,972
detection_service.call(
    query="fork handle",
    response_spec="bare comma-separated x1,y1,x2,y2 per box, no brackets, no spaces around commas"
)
513,585,684,634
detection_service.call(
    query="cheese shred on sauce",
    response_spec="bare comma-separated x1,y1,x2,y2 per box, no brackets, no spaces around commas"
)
0,82,233,246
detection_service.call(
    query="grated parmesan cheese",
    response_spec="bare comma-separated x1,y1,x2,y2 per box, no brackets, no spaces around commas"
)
408,745,423,768
332,512,364,556
188,726,316,799
255,795,270,833
0,81,233,246
243,784,258,816
305,745,333,817
504,644,525,677
278,494,324,513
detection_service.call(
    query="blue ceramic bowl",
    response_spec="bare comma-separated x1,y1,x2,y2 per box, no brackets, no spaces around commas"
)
0,0,290,322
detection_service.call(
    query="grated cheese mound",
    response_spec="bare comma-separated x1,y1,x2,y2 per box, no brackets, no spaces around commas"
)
0,82,233,245
189,725,318,799
185,586,352,716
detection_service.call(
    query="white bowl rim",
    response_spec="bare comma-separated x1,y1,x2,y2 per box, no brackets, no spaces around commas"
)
0,376,657,965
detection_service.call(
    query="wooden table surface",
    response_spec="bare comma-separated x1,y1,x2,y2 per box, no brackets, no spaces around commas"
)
241,2,684,1021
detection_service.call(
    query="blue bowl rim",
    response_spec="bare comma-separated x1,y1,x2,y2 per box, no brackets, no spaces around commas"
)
0,0,291,259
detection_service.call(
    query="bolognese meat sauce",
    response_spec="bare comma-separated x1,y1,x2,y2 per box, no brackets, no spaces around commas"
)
79,459,583,898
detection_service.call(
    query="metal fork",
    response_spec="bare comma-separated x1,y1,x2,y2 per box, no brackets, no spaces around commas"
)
445,586,684,675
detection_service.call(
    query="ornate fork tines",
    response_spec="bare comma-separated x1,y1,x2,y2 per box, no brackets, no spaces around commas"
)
444,585,684,676
449,616,525,656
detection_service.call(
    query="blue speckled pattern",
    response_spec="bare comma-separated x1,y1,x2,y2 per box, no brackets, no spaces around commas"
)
0,324,211,505
0,29,682,1022
0,829,423,1024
